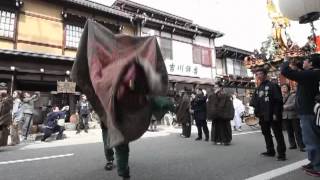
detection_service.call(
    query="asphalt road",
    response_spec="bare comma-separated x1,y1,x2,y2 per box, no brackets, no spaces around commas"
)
0,126,318,180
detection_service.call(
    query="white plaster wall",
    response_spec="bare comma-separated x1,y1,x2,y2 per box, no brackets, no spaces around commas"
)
209,38,215,48
198,66,215,79
226,58,234,75
172,40,192,63
141,27,160,36
193,36,210,47
160,31,171,38
165,40,215,79
172,34,192,44
211,48,216,68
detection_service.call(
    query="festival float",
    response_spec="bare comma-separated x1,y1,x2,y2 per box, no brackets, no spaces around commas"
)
244,0,320,86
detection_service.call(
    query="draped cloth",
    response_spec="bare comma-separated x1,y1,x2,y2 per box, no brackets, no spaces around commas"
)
71,20,168,147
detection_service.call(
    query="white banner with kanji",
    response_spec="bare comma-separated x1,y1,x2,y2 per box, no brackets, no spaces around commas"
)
165,61,201,77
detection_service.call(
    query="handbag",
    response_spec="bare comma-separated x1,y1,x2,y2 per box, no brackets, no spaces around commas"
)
57,118,65,127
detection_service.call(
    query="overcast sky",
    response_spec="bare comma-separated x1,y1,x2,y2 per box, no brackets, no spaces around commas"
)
91,0,320,52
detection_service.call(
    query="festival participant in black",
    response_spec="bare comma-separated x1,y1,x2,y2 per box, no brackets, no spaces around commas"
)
250,68,286,161
207,83,234,145
191,88,209,141
176,90,191,138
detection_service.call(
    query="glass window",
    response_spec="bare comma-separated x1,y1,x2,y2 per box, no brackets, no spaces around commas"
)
234,60,241,76
0,10,15,39
226,58,234,75
192,46,202,64
240,62,248,76
160,38,173,60
193,45,212,66
201,48,212,67
65,24,83,49
216,58,226,75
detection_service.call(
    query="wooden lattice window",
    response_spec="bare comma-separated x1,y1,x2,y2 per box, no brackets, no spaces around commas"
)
0,10,15,39
65,24,83,49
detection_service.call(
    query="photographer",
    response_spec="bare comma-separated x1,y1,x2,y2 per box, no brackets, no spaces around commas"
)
21,91,39,140
41,106,68,142
281,54,320,177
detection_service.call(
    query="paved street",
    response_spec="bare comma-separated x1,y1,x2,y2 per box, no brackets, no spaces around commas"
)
0,124,318,180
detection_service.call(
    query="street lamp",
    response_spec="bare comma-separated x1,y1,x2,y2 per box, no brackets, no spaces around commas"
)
65,70,70,81
40,68,44,73
10,66,15,95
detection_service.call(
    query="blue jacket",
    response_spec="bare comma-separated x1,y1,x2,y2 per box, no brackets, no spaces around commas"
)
281,61,320,115
46,111,65,129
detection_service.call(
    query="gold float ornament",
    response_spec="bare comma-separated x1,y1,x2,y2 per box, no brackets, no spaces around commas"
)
256,59,265,66
243,0,318,71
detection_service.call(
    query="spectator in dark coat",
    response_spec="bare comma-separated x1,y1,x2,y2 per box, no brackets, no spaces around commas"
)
191,88,209,141
281,84,305,151
76,94,91,133
250,68,286,161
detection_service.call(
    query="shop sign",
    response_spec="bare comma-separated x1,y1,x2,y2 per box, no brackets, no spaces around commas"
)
165,62,200,77
57,81,76,93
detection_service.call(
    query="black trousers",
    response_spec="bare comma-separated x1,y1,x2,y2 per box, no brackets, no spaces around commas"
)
195,119,209,139
284,118,305,148
102,128,130,178
259,119,286,156
42,126,64,141
182,122,191,138
211,120,232,143
77,114,89,131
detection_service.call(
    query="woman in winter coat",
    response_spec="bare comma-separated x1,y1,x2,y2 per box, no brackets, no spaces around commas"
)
281,84,305,151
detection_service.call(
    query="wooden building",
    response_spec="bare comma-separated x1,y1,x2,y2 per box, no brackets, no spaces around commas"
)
0,0,136,122
216,45,255,104
112,0,224,93
0,0,224,122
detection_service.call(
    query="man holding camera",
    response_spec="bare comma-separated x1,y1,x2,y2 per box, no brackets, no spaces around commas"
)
281,54,320,177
